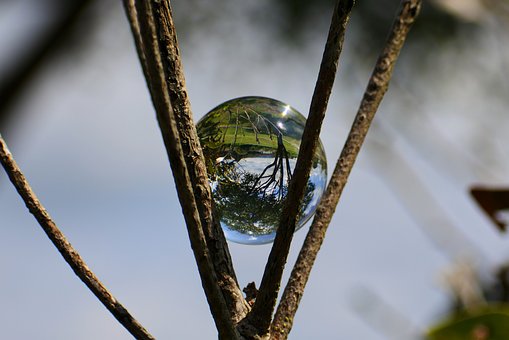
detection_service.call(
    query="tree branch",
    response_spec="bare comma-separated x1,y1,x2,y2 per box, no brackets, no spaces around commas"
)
149,0,249,322
0,136,155,340
123,1,244,338
0,0,93,134
243,0,355,335
122,1,150,92
270,1,422,338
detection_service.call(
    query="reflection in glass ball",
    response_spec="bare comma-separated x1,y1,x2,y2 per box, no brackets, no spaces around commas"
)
196,96,327,245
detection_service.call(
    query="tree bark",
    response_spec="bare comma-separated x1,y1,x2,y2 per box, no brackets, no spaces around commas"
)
271,1,422,338
242,0,355,337
0,136,155,340
123,1,247,338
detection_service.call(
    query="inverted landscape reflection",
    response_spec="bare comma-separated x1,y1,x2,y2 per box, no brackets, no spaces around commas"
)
197,96,327,244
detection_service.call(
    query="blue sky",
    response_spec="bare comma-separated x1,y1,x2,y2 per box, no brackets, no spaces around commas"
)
1,1,509,339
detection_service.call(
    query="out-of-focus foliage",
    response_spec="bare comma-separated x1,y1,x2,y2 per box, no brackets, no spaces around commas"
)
428,306,509,340
173,0,477,56
2,1,509,339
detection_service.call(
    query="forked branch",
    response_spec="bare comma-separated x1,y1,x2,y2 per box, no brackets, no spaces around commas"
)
271,1,422,338
0,136,155,340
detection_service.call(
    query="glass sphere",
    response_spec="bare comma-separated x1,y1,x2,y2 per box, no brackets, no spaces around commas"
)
196,96,327,245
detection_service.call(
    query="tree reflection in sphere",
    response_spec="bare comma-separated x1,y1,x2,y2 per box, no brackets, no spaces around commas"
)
196,96,327,245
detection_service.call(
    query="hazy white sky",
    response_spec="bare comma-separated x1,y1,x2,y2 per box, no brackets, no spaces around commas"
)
1,1,509,339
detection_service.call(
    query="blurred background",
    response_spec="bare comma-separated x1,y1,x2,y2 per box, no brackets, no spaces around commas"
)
1,0,509,338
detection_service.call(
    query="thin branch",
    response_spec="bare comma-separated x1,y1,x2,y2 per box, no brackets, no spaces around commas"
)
123,1,241,338
270,1,422,338
242,0,355,336
122,0,150,93
0,136,155,340
350,285,422,339
370,124,488,262
0,0,93,133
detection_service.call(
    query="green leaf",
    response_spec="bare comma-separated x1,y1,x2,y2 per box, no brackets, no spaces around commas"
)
428,306,509,340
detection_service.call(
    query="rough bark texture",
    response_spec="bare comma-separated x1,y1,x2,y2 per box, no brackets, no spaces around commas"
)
242,0,355,337
0,136,155,340
151,1,250,323
270,1,422,338
124,0,246,338
0,0,422,338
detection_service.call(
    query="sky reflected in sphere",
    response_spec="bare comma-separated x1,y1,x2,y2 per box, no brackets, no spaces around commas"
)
197,96,327,244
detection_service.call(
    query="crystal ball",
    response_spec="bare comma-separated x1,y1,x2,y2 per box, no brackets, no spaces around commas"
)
196,96,327,245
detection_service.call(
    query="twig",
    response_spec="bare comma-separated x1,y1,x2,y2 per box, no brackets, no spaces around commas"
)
123,1,241,338
350,285,422,339
270,1,422,338
0,0,93,132
122,0,150,92
242,0,355,336
370,125,487,262
0,135,155,340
